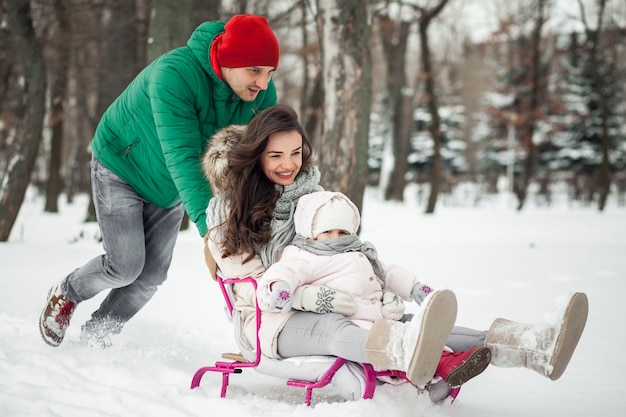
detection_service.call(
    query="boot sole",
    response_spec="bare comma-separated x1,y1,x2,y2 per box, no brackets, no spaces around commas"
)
406,289,457,388
445,346,491,387
39,318,61,347
549,292,588,380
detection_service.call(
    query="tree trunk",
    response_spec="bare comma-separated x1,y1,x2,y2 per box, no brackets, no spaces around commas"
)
96,0,140,120
315,0,373,212
299,0,323,145
0,0,47,241
83,0,141,223
147,0,194,63
378,15,412,202
418,0,449,214
597,117,611,211
302,71,324,148
582,0,611,211
514,0,546,211
44,0,72,213
148,0,195,231
191,0,220,25
64,1,99,206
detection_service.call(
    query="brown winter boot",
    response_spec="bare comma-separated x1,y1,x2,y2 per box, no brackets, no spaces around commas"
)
485,292,588,380
364,289,457,388
39,283,76,347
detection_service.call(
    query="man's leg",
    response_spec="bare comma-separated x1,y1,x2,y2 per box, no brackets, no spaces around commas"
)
40,156,148,346
84,200,183,330
63,157,150,303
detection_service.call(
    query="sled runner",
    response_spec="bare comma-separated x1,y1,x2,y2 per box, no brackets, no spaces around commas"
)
190,275,403,406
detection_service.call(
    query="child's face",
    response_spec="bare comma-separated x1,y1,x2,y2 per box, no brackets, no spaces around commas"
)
314,229,351,241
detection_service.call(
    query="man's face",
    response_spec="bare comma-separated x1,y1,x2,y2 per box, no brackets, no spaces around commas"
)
221,66,275,102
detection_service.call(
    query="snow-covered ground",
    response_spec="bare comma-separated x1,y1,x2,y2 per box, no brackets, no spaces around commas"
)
1,188,624,417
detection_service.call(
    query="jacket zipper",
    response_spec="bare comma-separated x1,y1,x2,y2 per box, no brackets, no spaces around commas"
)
125,141,138,157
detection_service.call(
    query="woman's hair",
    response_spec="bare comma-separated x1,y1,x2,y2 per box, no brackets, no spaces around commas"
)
221,105,314,260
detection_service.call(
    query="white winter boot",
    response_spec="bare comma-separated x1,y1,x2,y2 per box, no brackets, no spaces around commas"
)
485,292,588,380
364,289,457,388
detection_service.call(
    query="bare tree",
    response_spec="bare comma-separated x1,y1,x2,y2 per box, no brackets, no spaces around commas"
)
96,0,141,123
77,0,142,222
0,0,47,241
191,0,220,24
315,0,373,211
62,1,101,207
577,0,613,211
0,7,21,179
147,0,194,62
414,0,449,214
297,0,324,145
147,0,197,230
375,11,413,202
513,0,549,210
43,0,72,213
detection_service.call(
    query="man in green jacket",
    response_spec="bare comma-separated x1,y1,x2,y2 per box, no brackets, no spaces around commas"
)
38,14,280,348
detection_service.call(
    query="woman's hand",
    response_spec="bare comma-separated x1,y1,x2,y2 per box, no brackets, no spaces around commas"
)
292,285,357,316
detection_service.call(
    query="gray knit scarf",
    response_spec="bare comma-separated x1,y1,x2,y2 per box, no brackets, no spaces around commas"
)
290,233,387,284
205,166,321,267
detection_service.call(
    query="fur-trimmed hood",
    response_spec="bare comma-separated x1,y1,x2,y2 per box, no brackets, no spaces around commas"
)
201,124,247,195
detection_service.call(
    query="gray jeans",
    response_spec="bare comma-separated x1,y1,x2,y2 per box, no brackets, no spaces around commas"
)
277,312,487,362
62,155,184,329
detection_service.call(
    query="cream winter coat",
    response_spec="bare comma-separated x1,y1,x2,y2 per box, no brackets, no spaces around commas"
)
202,125,304,359
257,191,419,329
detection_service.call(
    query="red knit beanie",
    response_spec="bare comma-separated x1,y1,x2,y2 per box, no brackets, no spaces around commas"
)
216,14,279,69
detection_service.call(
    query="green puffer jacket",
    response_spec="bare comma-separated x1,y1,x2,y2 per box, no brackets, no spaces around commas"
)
91,20,277,237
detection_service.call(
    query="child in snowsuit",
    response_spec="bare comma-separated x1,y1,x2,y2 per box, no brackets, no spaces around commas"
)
258,190,491,392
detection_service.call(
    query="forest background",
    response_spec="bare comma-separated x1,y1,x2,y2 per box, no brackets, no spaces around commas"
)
1,0,625,241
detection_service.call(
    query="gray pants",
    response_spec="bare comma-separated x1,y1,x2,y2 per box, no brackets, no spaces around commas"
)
62,156,184,330
277,312,487,362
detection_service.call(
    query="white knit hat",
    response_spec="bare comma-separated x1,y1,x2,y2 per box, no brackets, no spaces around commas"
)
311,197,357,237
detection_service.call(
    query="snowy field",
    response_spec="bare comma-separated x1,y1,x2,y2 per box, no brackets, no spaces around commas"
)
1,187,624,417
